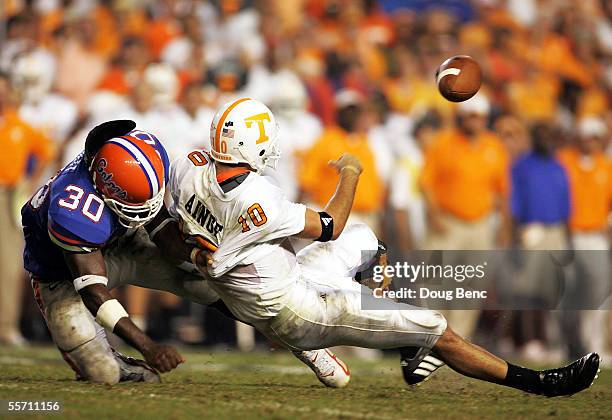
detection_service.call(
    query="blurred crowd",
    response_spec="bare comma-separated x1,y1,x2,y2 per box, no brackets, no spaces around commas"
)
0,0,611,363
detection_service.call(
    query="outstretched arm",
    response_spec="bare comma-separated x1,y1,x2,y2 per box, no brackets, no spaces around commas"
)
298,153,363,241
64,251,184,372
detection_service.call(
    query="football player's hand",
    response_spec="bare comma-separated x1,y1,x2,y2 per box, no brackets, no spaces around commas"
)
143,343,185,373
329,153,363,175
191,247,214,273
195,250,214,269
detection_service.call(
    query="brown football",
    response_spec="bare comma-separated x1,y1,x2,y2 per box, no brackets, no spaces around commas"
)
436,55,482,102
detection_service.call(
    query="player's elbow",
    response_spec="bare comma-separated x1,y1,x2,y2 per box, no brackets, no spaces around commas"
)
331,221,347,240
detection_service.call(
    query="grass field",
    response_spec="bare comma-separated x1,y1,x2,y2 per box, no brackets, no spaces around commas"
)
0,346,609,419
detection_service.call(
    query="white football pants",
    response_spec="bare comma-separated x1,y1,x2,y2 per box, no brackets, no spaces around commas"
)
254,224,447,351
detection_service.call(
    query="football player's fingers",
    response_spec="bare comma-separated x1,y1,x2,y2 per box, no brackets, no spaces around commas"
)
158,356,172,372
154,352,170,371
165,350,180,364
172,350,185,365
171,355,183,367
167,358,181,370
196,252,214,267
165,350,183,368
328,159,339,168
150,356,162,372
195,252,206,266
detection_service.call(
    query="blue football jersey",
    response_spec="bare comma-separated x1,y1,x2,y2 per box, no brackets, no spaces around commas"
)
22,152,126,281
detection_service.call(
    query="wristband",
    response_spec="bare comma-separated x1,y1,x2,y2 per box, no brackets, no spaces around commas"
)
73,274,108,292
340,165,361,175
95,299,129,331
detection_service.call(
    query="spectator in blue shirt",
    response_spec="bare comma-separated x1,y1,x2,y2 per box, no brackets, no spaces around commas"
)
511,124,571,228
509,122,571,362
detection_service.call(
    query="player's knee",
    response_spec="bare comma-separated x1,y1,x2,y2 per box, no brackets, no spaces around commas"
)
46,296,97,351
342,223,378,248
434,325,463,352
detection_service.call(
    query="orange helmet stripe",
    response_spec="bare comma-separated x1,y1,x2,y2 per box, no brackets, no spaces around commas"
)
214,97,250,152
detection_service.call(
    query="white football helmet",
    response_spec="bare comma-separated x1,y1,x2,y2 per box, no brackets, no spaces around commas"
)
209,98,280,173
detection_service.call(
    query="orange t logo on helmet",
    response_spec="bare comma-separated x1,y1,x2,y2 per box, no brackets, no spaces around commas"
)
209,98,281,173
244,113,271,144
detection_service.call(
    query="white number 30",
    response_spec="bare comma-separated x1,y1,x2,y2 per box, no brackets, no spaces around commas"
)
58,185,105,222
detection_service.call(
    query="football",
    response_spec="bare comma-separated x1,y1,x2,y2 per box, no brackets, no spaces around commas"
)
436,55,482,102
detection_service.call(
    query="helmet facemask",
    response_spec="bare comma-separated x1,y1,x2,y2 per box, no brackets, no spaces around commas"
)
233,130,281,173
104,187,165,229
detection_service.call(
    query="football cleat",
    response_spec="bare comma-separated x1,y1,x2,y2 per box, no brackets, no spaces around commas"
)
113,349,161,383
538,352,600,397
293,349,351,388
400,347,445,386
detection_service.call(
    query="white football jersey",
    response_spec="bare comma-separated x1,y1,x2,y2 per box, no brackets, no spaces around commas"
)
168,151,307,322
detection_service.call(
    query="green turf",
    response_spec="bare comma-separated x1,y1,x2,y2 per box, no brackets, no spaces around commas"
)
0,346,609,419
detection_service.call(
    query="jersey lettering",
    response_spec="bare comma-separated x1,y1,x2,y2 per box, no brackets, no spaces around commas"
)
238,203,268,232
184,194,223,235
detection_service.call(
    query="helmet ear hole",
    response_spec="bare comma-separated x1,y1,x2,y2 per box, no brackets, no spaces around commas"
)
259,150,265,156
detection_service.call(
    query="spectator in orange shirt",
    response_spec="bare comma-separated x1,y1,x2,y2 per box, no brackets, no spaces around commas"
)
143,16,180,60
558,117,611,361
528,16,593,88
421,93,510,250
299,90,384,234
98,37,150,96
559,119,612,237
420,93,510,339
507,66,560,123
0,73,54,346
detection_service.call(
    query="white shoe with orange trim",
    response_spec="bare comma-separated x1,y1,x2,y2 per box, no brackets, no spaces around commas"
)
293,349,351,388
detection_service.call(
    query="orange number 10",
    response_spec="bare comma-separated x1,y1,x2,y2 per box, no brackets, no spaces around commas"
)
238,203,268,232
